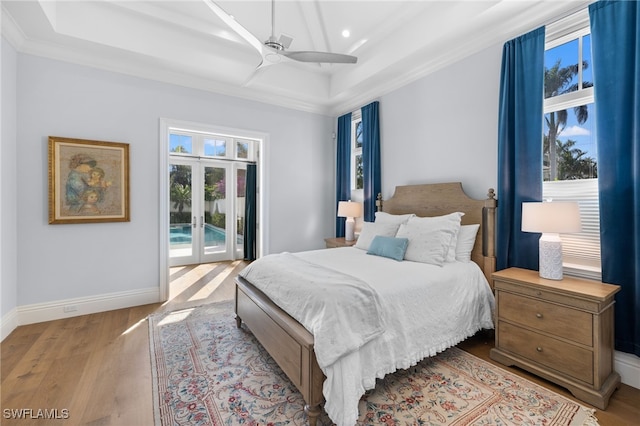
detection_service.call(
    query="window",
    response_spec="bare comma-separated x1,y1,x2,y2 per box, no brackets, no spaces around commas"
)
169,131,257,162
543,11,600,279
204,137,227,157
169,133,193,154
351,111,363,190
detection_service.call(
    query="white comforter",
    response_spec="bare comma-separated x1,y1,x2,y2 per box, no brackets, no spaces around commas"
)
242,247,495,426
238,252,385,369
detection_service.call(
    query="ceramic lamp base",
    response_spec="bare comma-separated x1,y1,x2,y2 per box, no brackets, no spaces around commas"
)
539,233,563,280
345,219,355,241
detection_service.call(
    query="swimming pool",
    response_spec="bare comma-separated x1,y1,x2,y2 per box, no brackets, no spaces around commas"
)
170,223,226,246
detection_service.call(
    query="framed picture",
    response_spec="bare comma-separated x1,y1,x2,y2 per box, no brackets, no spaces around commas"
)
48,136,130,224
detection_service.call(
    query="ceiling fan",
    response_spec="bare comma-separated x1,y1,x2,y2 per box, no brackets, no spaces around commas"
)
204,0,358,68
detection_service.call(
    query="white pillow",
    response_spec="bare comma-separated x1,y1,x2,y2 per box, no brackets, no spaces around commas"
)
405,212,464,262
354,221,401,250
396,223,455,266
374,211,415,226
455,224,480,262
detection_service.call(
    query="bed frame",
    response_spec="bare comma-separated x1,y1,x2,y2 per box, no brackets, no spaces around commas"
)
234,182,497,425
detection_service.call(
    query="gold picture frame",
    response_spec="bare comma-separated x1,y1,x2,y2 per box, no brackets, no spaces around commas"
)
48,136,130,224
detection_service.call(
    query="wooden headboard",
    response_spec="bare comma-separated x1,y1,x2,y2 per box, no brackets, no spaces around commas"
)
377,182,497,283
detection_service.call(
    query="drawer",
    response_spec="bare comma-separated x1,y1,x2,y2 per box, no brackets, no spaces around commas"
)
498,321,593,384
499,292,593,346
494,280,602,312
237,289,302,387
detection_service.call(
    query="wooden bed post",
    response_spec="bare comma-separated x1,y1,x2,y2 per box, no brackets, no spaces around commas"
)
482,188,497,285
305,404,321,426
376,192,383,212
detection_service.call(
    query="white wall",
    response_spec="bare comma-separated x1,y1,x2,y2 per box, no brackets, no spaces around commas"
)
11,52,334,318
1,37,19,339
379,43,502,201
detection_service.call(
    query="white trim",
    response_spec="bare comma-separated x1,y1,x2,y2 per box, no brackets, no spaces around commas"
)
615,351,640,390
1,308,18,341
545,8,590,47
6,288,160,331
159,119,170,302
543,88,594,114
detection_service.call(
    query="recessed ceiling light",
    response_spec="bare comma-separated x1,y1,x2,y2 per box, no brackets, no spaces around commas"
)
342,29,350,38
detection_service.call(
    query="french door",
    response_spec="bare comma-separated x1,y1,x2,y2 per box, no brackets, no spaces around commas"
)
169,158,246,266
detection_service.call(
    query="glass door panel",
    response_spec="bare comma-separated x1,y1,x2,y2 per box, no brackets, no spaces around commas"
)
202,164,229,261
169,162,196,265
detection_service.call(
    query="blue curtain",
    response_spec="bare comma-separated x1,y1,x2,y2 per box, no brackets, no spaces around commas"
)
590,0,640,357
335,112,352,237
496,27,545,271
361,101,381,222
243,163,257,261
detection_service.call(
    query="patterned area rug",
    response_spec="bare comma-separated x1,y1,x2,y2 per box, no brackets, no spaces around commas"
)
148,301,599,426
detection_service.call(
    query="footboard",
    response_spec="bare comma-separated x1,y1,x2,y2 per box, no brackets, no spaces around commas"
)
234,276,325,425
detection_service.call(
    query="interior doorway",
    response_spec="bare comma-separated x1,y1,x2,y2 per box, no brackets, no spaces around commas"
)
159,119,265,301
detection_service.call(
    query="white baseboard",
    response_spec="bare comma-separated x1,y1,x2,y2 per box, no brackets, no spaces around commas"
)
1,287,161,341
615,350,640,390
1,307,18,341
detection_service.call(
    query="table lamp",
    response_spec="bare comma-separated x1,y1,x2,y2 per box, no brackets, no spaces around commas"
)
338,201,363,241
522,201,581,280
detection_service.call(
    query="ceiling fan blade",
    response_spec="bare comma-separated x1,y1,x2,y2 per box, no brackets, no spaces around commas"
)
203,0,264,54
282,51,358,64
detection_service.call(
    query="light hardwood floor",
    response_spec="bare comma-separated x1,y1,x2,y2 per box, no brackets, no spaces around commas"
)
2,261,639,425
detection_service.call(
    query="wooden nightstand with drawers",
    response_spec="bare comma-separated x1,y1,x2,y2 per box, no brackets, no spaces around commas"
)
490,267,621,410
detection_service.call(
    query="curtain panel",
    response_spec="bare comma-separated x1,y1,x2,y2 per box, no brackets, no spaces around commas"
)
243,163,257,261
361,101,381,222
590,0,640,356
496,27,545,272
335,112,352,237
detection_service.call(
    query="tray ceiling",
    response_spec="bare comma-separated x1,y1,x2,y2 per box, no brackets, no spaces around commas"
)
2,1,592,115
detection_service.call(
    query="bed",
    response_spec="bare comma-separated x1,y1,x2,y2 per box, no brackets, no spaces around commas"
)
234,182,497,425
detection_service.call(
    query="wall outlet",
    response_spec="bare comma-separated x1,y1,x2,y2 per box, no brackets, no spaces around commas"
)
63,305,78,313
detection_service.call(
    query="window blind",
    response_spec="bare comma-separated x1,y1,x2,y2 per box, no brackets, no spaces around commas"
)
543,179,601,280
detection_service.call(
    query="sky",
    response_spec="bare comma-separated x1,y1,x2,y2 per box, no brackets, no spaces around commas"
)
544,34,597,162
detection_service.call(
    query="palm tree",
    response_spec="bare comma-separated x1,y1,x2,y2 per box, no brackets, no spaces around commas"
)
544,59,592,181
557,139,597,180
170,184,191,215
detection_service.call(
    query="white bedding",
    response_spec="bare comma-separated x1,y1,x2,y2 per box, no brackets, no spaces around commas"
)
243,247,495,426
238,252,385,369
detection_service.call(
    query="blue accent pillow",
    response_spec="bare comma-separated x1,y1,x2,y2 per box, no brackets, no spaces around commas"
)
367,236,409,261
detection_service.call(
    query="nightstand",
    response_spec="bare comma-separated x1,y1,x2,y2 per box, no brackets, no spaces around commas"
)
490,267,621,410
324,237,357,248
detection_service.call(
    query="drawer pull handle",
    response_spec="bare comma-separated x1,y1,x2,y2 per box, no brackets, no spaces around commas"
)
536,291,542,296
536,347,543,352
536,313,543,319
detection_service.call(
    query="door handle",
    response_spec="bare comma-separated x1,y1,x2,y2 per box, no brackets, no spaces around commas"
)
192,216,196,228
201,216,204,228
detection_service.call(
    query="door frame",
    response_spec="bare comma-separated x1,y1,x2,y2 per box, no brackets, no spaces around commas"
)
159,118,267,302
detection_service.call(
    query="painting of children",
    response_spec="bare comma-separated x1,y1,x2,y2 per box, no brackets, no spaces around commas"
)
48,136,129,224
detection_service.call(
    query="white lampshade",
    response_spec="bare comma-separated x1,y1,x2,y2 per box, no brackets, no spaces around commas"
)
522,202,582,233
522,201,581,280
337,201,362,218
